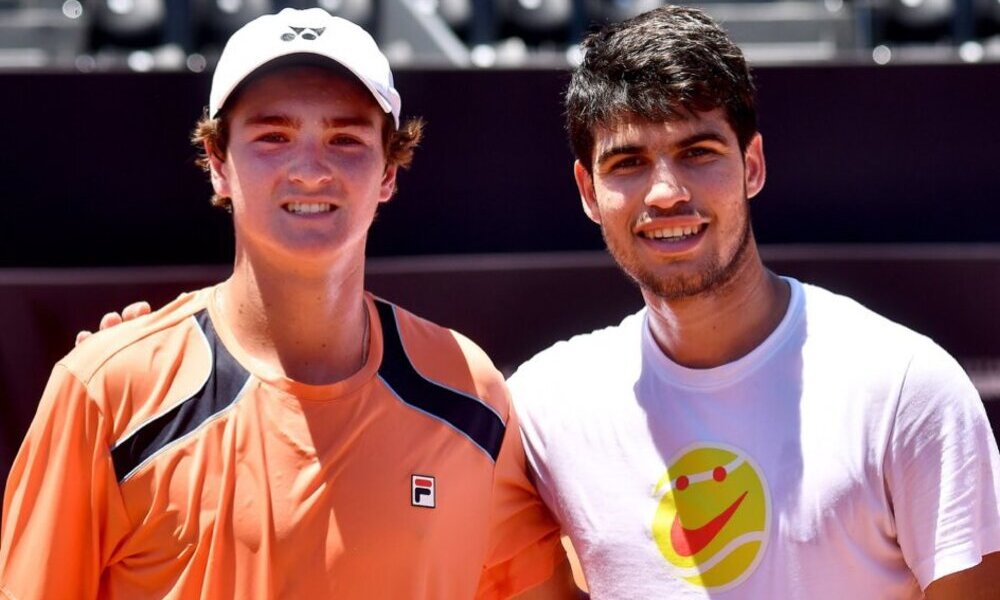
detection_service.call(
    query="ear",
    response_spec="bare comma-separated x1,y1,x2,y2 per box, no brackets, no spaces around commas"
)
574,160,601,225
744,133,766,200
206,142,231,198
379,163,398,203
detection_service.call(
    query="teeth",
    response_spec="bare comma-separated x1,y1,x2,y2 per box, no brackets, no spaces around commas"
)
285,202,334,214
643,224,703,240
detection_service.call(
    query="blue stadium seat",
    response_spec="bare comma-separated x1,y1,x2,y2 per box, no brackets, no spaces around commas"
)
496,0,573,34
0,1,88,66
889,0,954,27
194,0,273,43
977,0,1000,30
91,0,166,46
436,0,474,31
587,0,662,24
881,0,955,40
287,0,374,30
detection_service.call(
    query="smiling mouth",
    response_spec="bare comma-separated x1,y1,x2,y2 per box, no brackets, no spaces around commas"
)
283,202,335,215
640,223,706,241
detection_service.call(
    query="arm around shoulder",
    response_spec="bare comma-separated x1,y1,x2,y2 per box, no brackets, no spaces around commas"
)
76,301,152,346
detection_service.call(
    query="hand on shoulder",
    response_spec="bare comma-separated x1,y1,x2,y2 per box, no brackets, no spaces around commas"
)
75,301,152,346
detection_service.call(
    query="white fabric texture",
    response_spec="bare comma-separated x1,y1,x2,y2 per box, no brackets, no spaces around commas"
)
509,278,1000,599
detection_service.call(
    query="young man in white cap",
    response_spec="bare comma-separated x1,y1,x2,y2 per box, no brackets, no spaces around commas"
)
0,9,575,599
508,5,1000,598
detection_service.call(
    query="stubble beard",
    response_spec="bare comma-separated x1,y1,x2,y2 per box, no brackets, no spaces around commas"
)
601,197,754,302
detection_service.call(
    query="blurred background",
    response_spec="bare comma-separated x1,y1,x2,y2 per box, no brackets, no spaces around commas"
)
1,0,999,484
2,0,1000,68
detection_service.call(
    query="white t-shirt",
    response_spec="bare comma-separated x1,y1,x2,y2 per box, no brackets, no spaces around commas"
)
509,278,1000,599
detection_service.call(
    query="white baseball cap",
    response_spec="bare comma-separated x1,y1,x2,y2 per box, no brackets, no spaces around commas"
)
209,8,401,128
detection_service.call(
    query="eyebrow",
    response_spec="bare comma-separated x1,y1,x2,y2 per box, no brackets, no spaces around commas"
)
676,131,730,148
242,114,377,130
322,116,378,129
244,114,299,128
595,130,731,166
596,144,643,167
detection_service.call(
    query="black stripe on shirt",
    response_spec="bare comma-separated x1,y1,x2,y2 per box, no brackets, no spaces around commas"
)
111,310,251,483
374,299,505,462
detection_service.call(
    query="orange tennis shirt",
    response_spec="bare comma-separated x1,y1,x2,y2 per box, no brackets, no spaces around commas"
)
0,287,562,599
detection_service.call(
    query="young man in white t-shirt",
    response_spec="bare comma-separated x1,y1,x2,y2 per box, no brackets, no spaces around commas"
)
508,5,1000,598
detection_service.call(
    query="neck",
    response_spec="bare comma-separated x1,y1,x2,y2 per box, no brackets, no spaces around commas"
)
643,249,790,369
218,247,370,385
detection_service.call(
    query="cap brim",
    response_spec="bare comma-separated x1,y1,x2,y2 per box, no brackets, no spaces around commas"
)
212,51,398,126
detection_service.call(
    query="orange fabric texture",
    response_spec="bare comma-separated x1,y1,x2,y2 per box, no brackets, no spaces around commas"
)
0,287,560,599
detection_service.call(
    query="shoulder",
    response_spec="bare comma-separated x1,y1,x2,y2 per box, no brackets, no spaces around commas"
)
800,282,906,335
53,288,216,439
510,308,645,389
61,288,212,382
798,280,942,358
372,295,511,418
796,279,974,399
507,308,645,428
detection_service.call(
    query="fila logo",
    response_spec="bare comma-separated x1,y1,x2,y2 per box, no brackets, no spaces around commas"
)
411,474,436,508
280,26,326,42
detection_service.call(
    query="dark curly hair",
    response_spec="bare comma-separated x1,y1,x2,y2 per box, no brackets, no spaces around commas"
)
566,5,757,172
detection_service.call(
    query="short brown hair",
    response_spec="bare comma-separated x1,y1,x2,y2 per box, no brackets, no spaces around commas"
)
566,5,757,172
192,109,424,210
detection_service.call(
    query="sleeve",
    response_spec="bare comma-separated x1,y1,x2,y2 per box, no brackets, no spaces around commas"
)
0,364,130,600
506,364,566,530
476,385,564,600
884,341,1000,590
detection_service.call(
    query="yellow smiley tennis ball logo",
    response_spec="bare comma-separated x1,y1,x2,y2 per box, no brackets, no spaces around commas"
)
652,443,770,591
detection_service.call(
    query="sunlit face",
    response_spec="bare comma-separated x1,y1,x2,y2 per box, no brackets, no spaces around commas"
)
575,109,765,300
209,66,396,270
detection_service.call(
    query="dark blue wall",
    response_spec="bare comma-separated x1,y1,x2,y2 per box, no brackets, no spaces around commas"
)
2,63,999,267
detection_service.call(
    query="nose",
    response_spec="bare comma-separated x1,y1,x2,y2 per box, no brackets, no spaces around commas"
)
645,160,690,209
288,142,333,188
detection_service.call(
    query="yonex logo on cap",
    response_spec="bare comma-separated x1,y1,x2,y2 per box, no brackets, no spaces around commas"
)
280,26,326,42
411,475,436,508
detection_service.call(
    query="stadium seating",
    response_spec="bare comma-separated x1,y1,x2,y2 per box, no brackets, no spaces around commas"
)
979,0,1000,32
194,0,273,47
91,0,166,46
0,0,998,67
495,0,576,45
289,0,374,30
0,0,85,67
587,0,663,26
880,0,955,42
